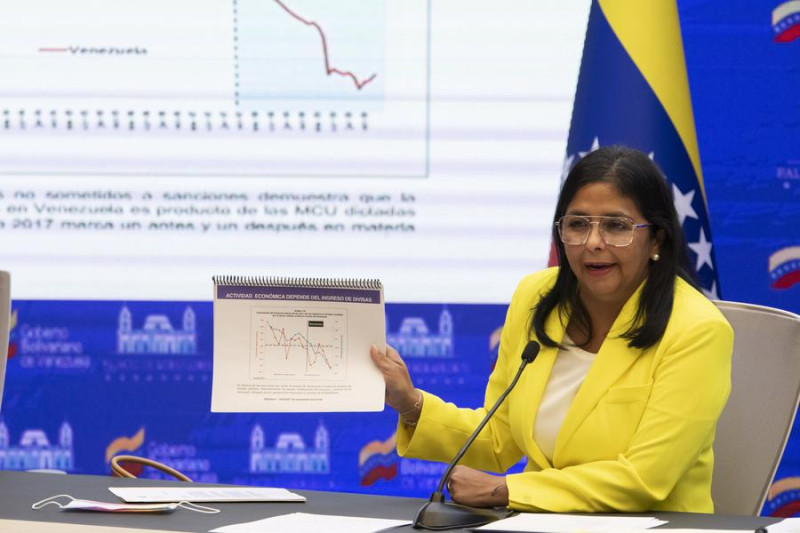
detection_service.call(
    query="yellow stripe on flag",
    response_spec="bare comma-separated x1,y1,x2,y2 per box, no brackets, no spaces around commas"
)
773,1,800,25
598,0,705,200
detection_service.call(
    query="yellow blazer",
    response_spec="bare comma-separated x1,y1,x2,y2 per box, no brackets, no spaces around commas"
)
397,268,733,513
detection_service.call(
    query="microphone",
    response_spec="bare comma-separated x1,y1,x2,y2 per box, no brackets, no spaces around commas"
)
412,340,541,530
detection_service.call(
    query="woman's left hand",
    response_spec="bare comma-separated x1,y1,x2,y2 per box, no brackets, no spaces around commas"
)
446,465,509,508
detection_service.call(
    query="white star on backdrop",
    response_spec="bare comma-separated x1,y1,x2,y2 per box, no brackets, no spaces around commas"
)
689,228,714,271
579,137,600,158
561,154,575,182
702,281,719,300
672,183,699,226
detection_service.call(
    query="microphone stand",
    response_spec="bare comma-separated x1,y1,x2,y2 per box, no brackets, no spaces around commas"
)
412,341,540,530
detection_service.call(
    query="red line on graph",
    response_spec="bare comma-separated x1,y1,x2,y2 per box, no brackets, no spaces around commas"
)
272,0,377,90
39,47,68,53
263,321,334,369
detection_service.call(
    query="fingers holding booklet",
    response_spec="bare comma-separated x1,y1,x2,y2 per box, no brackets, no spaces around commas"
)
211,276,386,413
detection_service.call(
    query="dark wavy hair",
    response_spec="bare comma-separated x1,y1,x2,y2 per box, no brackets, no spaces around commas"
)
531,145,697,350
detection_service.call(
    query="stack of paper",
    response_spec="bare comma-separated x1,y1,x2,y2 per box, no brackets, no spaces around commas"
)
476,513,667,532
210,512,411,533
759,518,800,533
109,487,306,503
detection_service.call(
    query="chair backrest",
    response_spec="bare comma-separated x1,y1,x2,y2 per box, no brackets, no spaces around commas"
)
0,271,9,412
711,300,800,515
110,455,193,482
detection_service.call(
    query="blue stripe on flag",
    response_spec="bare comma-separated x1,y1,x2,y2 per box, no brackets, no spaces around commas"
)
564,0,720,297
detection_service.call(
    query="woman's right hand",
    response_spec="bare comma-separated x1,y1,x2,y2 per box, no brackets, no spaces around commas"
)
370,344,421,416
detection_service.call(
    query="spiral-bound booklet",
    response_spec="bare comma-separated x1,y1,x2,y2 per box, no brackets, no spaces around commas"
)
211,276,386,412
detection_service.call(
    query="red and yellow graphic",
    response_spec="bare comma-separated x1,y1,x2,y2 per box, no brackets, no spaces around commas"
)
105,427,146,476
358,432,397,486
767,476,800,516
773,1,800,43
769,246,800,289
7,309,18,358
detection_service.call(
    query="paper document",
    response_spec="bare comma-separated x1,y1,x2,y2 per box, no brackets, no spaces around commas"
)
109,486,305,503
0,519,181,533
649,530,753,533
211,276,386,412
760,519,800,533
476,513,667,532
210,511,411,533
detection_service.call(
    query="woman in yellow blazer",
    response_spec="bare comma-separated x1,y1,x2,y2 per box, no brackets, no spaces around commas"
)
371,146,733,513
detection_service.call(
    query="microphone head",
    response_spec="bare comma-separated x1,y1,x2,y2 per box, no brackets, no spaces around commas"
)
521,341,540,363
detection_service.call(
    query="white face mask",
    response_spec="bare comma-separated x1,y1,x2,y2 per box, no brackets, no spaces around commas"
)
32,494,219,514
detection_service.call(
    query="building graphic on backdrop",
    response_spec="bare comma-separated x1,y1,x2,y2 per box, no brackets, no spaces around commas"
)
250,422,330,474
117,306,197,354
386,307,453,358
0,420,74,471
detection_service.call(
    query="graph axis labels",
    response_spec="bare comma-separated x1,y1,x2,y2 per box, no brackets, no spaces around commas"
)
0,0,431,177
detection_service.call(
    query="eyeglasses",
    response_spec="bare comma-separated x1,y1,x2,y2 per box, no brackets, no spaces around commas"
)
555,215,652,247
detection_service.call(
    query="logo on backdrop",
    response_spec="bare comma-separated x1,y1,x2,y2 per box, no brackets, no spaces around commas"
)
106,304,209,382
117,305,197,354
777,159,800,190
250,421,330,474
104,428,215,481
13,313,90,371
773,2,800,42
386,307,453,358
0,420,74,471
106,427,145,461
764,476,800,516
387,306,468,389
358,432,398,486
7,308,17,358
399,458,447,493
146,441,216,482
769,247,800,289
105,428,146,476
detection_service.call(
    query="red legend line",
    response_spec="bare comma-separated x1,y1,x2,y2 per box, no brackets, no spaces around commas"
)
273,0,377,90
39,47,68,53
265,321,334,369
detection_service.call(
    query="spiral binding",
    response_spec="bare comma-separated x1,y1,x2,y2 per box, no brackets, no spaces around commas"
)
212,275,382,290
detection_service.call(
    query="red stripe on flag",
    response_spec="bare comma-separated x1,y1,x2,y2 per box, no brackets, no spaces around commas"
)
775,25,800,43
771,270,800,289
771,500,800,517
359,464,397,486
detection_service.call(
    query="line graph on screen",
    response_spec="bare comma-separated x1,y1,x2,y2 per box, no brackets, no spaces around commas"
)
0,0,429,176
251,0,379,94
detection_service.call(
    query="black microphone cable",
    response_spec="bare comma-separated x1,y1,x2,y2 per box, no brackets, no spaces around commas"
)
412,340,541,530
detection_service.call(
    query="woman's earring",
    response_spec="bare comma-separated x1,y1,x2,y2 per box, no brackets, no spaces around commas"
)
651,253,660,262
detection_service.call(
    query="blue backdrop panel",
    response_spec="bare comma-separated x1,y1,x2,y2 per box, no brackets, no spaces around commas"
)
680,1,800,516
681,0,800,313
0,299,508,498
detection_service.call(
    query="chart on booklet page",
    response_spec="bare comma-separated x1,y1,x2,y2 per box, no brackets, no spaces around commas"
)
251,307,347,380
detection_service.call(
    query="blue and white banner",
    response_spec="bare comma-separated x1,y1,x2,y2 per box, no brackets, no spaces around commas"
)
560,0,720,297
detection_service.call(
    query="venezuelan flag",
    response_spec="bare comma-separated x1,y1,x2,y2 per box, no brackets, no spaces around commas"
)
765,476,800,516
773,1,800,43
358,432,398,486
560,0,720,298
